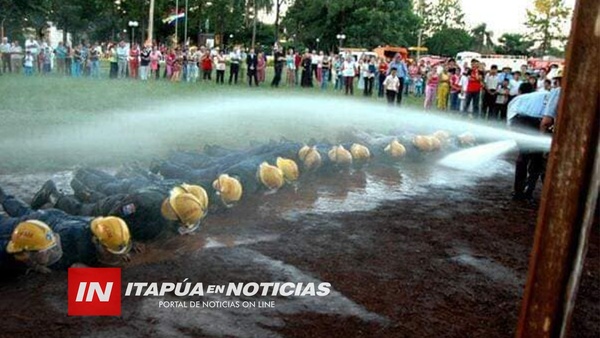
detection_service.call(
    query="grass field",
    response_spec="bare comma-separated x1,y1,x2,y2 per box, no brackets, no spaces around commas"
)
0,70,425,173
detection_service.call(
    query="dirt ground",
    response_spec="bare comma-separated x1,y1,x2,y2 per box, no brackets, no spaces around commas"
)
0,155,597,338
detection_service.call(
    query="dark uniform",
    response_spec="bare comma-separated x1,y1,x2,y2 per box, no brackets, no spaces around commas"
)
1,195,98,270
52,169,174,241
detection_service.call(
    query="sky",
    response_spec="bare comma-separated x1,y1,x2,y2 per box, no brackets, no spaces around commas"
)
460,0,576,37
260,0,577,39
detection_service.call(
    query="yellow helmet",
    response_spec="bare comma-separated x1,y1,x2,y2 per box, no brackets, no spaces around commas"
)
384,139,406,158
257,162,285,190
413,135,432,152
350,143,371,162
298,145,311,161
161,187,206,229
90,217,132,255
328,145,353,165
432,130,451,143
212,174,243,205
6,220,58,254
173,184,209,211
428,136,442,151
298,146,322,170
458,132,476,146
276,157,299,182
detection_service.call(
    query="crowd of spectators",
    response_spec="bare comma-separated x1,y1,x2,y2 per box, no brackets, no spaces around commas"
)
0,36,559,119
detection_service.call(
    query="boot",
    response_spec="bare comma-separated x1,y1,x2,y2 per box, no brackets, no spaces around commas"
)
30,180,60,209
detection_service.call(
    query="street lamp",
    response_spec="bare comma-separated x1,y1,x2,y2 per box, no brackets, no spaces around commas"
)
316,38,320,51
336,34,346,53
128,21,139,45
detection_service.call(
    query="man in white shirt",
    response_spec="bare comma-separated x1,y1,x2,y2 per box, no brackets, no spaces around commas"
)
311,50,320,83
536,68,548,91
508,71,522,103
458,69,469,111
1,37,11,74
116,41,129,79
25,37,39,72
341,55,356,95
483,65,499,118
383,68,400,105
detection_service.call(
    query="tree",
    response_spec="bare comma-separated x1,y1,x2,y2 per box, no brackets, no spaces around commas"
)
420,0,466,38
274,0,291,43
426,27,473,56
251,0,272,48
525,0,571,55
282,0,419,51
495,33,534,55
471,23,494,53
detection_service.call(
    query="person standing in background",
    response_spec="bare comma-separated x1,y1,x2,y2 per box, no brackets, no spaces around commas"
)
54,42,67,75
286,48,296,86
139,45,151,81
462,60,483,117
377,57,388,98
246,48,259,87
320,52,331,91
363,57,376,96
215,49,226,84
508,71,522,103
271,47,285,88
492,79,510,121
116,41,129,79
228,47,241,85
300,49,312,88
310,50,319,84
129,43,140,80
294,51,301,86
449,68,461,112
89,43,100,79
341,54,356,96
257,51,266,83
436,66,450,110
23,51,34,76
149,45,161,80
383,67,400,105
482,65,499,119
10,42,22,74
1,37,11,74
424,69,439,110
25,36,39,73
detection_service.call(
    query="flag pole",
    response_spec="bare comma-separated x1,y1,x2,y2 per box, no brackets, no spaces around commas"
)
175,0,179,45
184,0,188,46
147,0,155,45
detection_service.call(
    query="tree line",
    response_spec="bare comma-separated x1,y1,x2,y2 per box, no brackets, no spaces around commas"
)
0,0,571,57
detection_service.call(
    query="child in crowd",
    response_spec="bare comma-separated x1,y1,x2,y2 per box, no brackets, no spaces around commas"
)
493,79,510,121
423,70,439,110
383,68,400,105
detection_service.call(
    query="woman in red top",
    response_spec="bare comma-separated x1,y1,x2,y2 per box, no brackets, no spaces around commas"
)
166,49,176,79
424,69,439,110
464,63,483,115
377,58,388,97
129,43,140,79
257,52,266,83
201,51,213,80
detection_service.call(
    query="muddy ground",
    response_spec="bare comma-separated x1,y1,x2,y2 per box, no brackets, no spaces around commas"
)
0,156,597,338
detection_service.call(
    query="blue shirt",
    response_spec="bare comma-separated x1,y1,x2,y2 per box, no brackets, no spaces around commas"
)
507,91,549,124
543,87,561,119
498,72,513,83
387,60,408,78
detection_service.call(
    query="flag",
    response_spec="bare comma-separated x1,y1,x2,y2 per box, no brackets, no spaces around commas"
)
162,12,185,25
